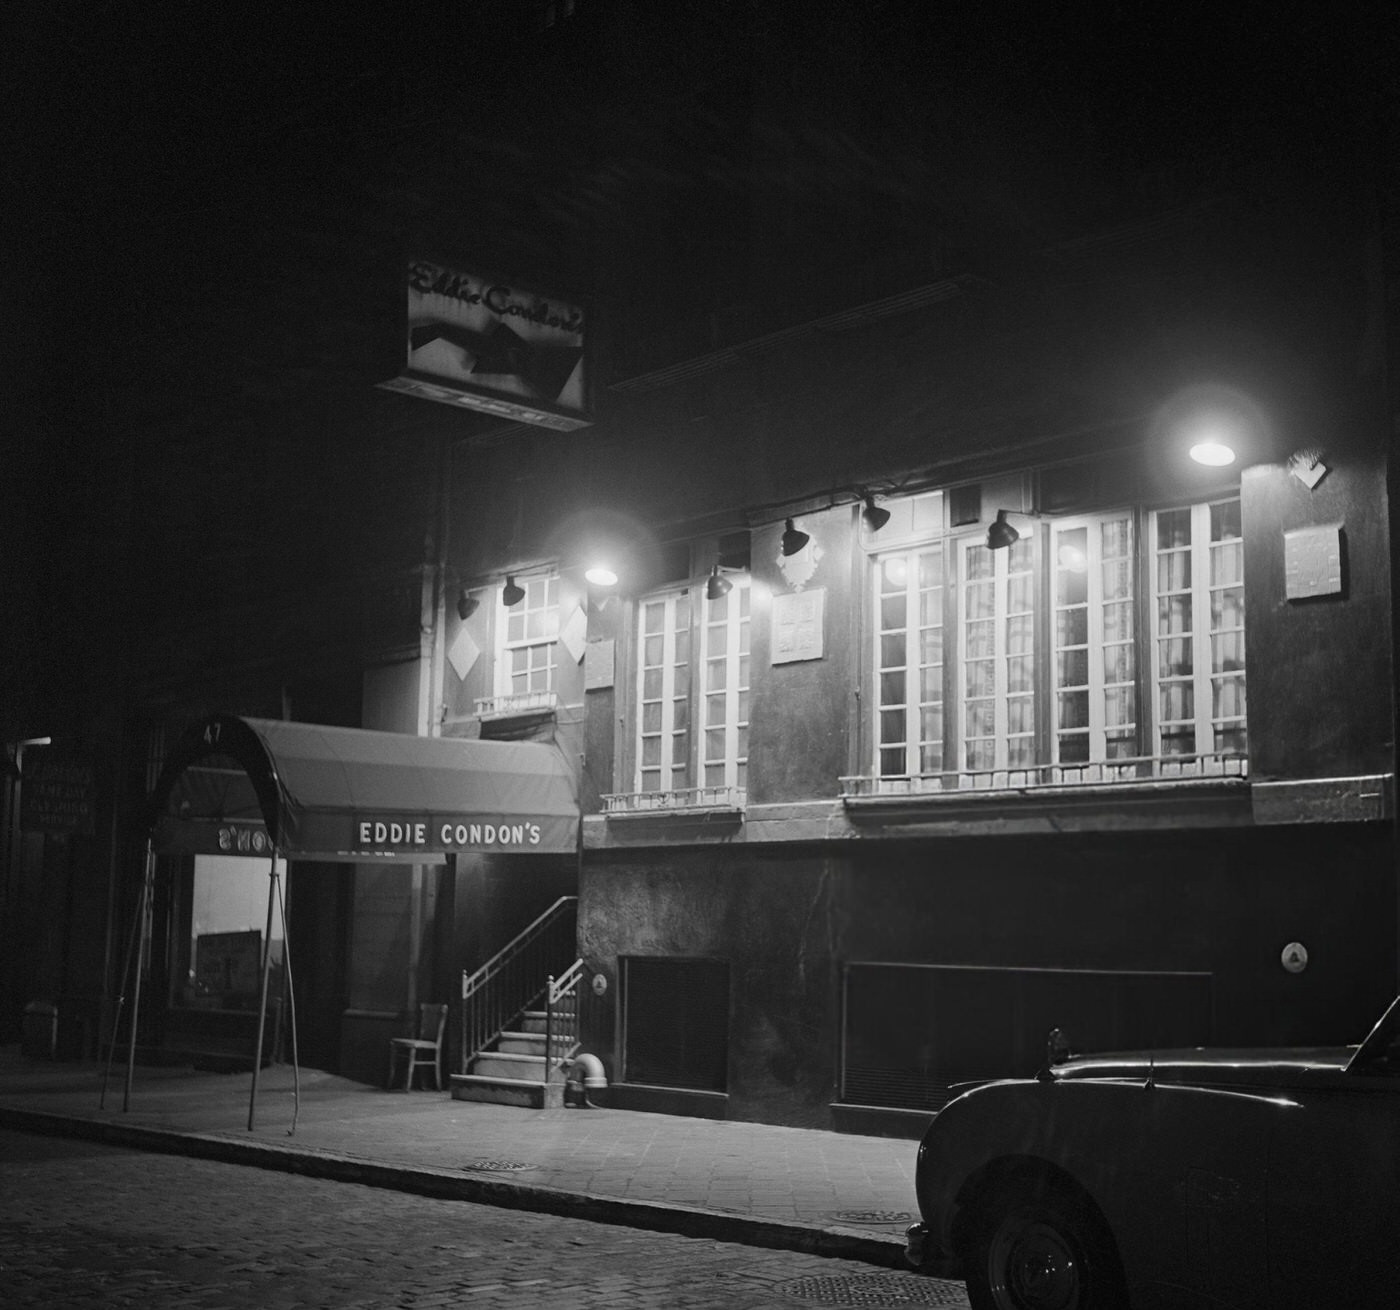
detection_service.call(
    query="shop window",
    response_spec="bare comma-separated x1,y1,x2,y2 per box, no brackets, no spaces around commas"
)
622,956,729,1092
841,962,1212,1111
618,577,749,809
174,854,284,1012
862,492,1244,791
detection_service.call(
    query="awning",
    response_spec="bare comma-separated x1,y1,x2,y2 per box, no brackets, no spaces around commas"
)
148,715,578,862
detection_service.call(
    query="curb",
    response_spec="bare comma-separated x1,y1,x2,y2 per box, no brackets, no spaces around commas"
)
0,1106,908,1269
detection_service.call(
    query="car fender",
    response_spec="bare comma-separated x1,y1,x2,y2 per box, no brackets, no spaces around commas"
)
914,1076,1282,1302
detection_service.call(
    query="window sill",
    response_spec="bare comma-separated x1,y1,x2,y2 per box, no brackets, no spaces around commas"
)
840,761,1250,826
842,753,1247,801
602,786,746,822
474,691,558,741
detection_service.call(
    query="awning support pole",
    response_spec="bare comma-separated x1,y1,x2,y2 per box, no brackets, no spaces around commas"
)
101,840,154,1112
275,859,301,1134
248,852,280,1131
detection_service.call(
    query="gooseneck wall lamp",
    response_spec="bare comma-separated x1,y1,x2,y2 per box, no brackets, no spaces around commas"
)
705,563,733,601
861,495,891,532
501,576,526,607
986,509,1042,551
781,518,810,556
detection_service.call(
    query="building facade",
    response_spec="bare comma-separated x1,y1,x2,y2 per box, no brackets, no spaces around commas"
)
5,4,1398,1130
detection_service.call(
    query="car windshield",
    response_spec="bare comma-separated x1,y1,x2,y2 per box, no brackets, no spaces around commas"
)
1347,995,1400,1073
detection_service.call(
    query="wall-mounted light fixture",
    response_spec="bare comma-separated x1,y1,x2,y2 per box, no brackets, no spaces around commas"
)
1188,438,1237,467
986,509,1040,551
456,588,479,621
705,563,733,600
861,495,891,532
501,576,525,607
781,518,810,556
585,564,619,587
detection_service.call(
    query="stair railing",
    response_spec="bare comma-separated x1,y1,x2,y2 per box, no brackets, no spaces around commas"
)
544,958,585,1081
460,896,577,1073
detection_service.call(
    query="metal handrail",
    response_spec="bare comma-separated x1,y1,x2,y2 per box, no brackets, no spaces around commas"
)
459,896,577,1074
545,959,585,1082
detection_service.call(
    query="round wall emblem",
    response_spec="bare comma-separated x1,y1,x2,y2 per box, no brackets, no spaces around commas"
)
1281,942,1309,974
591,972,608,996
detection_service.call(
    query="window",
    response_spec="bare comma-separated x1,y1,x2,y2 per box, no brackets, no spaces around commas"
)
865,493,1244,789
629,579,749,804
174,854,285,1012
496,573,559,701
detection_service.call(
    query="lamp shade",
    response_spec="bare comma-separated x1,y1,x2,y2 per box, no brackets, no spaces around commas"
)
501,576,526,607
781,518,810,556
862,496,891,532
706,564,732,600
456,589,479,621
986,510,1020,551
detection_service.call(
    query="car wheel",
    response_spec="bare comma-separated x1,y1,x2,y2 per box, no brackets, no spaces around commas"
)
966,1184,1126,1310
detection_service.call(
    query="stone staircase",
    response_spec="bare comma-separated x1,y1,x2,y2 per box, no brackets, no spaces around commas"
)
450,1006,578,1108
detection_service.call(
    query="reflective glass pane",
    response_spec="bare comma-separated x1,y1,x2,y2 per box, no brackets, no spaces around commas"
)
1158,595,1192,634
880,709,906,744
1007,655,1034,693
965,660,994,699
880,671,906,705
1057,650,1089,688
1157,551,1191,592
1158,637,1193,677
1059,733,1090,763
966,620,995,658
880,747,905,777
1102,602,1134,642
1104,644,1135,683
1058,691,1089,730
1211,500,1242,541
1057,608,1088,647
881,633,906,667
1104,686,1135,726
1006,614,1034,654
644,634,663,666
1157,508,1191,550
1211,541,1243,587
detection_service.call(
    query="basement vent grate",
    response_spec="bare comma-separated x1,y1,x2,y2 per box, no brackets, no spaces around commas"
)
777,1272,970,1306
827,1210,916,1226
460,1159,538,1173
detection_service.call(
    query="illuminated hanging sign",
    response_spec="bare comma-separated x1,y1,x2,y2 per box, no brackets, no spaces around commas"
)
377,258,591,430
354,816,549,854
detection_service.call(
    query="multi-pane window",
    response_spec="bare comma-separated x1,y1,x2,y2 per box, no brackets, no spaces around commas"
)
637,592,692,794
701,585,750,790
960,536,1037,772
635,581,749,797
1051,515,1136,765
876,548,944,779
497,574,559,699
1151,500,1246,760
868,495,1244,785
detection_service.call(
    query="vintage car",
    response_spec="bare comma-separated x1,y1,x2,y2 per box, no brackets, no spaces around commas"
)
904,996,1400,1309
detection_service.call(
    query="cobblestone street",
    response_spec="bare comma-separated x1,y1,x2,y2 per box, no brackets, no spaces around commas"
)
0,1130,970,1308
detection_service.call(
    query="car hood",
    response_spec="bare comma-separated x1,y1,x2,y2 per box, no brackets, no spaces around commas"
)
1050,1045,1359,1086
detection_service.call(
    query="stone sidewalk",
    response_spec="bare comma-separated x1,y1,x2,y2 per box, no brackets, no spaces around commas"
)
0,1049,936,1275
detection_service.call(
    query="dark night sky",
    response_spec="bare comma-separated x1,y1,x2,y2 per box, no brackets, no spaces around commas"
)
1,2,1393,738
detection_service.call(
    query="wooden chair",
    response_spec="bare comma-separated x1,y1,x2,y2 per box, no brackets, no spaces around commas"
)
387,1003,448,1091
